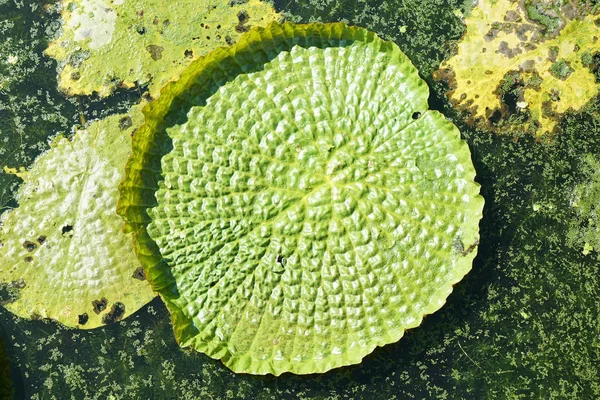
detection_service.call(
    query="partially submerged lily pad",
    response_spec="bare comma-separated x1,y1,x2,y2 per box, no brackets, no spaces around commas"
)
0,107,155,329
437,0,600,137
45,0,280,97
118,22,484,375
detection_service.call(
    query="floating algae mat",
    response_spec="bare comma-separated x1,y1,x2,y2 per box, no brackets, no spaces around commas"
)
118,22,484,375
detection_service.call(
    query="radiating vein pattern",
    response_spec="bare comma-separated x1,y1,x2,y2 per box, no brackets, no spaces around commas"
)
134,22,483,375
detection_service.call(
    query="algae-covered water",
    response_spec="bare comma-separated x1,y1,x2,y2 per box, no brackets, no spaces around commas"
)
1,0,599,398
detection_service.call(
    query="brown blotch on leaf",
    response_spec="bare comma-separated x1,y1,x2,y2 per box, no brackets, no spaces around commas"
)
102,302,126,324
71,71,81,81
12,278,26,289
78,313,88,325
225,35,234,46
92,297,109,314
235,10,251,32
184,49,193,58
119,116,133,130
504,10,521,23
498,41,522,59
132,267,146,280
23,256,33,263
37,235,46,245
23,241,37,252
146,45,164,61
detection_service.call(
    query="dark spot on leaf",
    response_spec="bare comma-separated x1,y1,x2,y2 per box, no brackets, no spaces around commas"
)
23,256,33,263
78,313,88,325
184,49,193,58
71,71,80,80
225,35,234,46
412,112,421,120
163,19,170,26
235,10,251,32
146,45,164,61
217,24,221,29
132,267,146,280
102,302,126,324
229,0,248,6
119,116,133,130
237,10,250,24
12,278,25,289
37,236,46,245
152,17,159,25
460,240,479,256
23,240,36,252
136,9,144,17
92,297,108,314
136,26,146,35
235,24,250,33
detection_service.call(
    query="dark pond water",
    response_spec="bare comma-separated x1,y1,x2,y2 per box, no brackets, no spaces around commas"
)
0,0,599,399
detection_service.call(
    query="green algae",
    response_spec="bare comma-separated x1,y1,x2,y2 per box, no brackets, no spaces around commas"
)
0,337,13,400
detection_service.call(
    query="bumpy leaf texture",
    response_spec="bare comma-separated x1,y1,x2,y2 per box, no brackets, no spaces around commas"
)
118,22,484,375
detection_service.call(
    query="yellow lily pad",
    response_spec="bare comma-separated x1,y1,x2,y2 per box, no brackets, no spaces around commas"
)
437,0,600,137
45,0,280,97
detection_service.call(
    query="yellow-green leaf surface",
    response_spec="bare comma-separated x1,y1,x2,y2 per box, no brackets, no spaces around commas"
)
118,22,484,375
45,0,280,97
438,0,600,137
0,107,155,329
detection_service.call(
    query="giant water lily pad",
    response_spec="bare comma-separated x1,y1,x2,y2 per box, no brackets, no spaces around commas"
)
118,22,484,375
437,0,600,137
0,107,155,329
45,0,280,97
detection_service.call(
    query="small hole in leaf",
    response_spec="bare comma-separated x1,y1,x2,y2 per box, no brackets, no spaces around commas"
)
276,255,286,267
412,111,421,120
61,224,73,235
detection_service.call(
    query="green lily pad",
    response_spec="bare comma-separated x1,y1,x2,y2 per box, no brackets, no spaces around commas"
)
118,22,484,375
0,107,155,329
